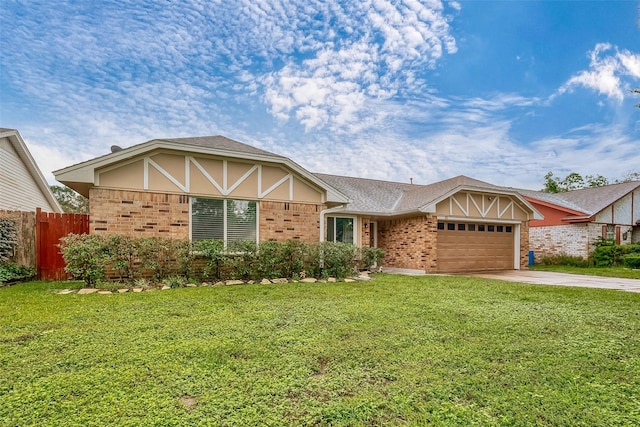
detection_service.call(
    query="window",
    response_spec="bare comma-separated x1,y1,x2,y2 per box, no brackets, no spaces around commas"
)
447,223,455,231
468,224,476,231
506,226,512,233
478,224,485,231
327,217,354,244
458,223,466,231
437,222,445,230
488,225,495,232
497,225,504,232
191,198,257,243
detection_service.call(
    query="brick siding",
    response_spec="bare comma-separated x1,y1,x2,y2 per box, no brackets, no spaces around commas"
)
377,215,437,271
259,201,324,242
519,222,530,269
529,223,599,261
89,188,190,239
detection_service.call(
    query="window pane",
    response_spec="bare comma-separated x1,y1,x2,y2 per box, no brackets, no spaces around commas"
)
506,226,512,233
192,198,224,240
336,217,354,244
458,223,466,231
327,217,335,242
227,200,257,242
437,222,444,230
468,224,476,231
447,223,455,230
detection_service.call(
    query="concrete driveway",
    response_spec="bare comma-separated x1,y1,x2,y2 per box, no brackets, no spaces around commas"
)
467,270,640,293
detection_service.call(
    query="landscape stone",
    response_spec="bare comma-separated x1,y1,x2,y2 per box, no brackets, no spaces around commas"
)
200,282,210,287
58,289,75,294
118,289,129,293
344,278,356,282
97,290,112,295
260,278,272,284
301,278,317,283
185,283,197,287
327,278,337,282
225,280,244,286
77,288,98,294
161,285,171,290
272,278,289,284
214,281,224,286
132,288,144,293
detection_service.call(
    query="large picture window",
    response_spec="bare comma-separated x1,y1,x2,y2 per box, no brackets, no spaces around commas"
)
327,217,355,244
191,198,257,243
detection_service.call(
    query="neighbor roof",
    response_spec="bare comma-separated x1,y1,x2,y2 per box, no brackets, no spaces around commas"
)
520,181,640,217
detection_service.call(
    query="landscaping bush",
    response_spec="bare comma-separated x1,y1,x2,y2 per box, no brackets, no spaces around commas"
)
59,236,376,284
59,234,109,286
591,239,640,267
360,246,385,270
621,254,640,269
538,253,589,267
193,239,228,280
0,262,36,285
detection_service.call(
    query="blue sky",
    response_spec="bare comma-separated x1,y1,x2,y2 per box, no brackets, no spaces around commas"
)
1,0,638,190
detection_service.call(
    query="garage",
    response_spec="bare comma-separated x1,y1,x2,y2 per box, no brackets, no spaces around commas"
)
436,221,515,272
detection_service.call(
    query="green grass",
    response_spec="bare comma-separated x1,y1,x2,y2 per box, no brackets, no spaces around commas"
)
531,264,640,279
2,275,639,426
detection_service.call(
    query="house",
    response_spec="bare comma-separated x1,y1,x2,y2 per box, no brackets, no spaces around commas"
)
53,135,542,273
520,181,640,261
0,128,61,212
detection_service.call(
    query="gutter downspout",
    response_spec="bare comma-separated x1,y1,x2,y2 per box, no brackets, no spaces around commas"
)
319,205,346,242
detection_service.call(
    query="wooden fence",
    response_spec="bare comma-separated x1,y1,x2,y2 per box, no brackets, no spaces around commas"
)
0,210,36,267
36,208,89,281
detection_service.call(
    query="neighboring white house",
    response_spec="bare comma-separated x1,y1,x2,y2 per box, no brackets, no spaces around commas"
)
0,128,61,212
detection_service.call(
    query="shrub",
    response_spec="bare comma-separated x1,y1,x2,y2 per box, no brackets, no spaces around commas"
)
255,241,285,279
360,247,385,270
193,239,227,280
0,262,36,285
226,240,258,280
316,242,359,279
621,254,640,269
0,218,17,262
591,241,640,267
59,234,109,286
538,253,589,267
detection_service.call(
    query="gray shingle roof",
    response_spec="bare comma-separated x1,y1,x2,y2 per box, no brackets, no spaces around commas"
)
160,136,285,158
519,181,640,216
314,174,508,214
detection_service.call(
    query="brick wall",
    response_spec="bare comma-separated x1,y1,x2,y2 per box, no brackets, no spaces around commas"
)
90,188,190,239
259,201,324,242
377,215,437,271
519,222,529,269
529,223,597,261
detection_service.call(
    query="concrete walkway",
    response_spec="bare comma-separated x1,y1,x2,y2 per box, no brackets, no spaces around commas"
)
466,270,640,293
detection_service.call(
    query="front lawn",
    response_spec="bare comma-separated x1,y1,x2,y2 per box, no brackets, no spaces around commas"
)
531,264,640,279
2,275,639,426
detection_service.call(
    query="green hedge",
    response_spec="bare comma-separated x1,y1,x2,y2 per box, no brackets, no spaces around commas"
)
0,262,36,285
59,234,385,286
621,254,640,269
591,239,640,267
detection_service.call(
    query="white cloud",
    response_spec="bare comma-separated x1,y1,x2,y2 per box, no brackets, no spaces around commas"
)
558,43,640,101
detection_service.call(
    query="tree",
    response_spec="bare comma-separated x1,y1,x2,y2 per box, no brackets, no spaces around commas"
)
50,185,89,214
542,172,608,193
618,170,640,183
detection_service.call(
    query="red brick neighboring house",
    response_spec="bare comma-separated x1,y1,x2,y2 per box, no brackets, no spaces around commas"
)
521,181,640,261
54,135,542,273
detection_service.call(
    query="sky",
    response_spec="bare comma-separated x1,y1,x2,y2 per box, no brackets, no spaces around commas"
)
1,0,639,190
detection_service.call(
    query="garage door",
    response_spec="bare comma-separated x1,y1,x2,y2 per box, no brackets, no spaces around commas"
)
436,222,515,272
